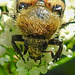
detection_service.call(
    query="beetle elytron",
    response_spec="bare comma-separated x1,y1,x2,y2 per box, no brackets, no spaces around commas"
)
12,0,66,62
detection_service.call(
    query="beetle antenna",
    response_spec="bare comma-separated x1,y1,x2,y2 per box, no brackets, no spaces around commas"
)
60,21,75,29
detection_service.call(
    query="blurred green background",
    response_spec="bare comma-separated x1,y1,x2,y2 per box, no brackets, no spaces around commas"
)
44,58,75,75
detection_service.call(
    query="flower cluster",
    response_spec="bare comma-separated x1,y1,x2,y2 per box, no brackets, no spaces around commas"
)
59,0,75,41
0,0,75,75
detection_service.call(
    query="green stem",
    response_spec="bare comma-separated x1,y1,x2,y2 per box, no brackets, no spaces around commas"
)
6,47,20,60
2,6,6,12
6,53,19,61
52,51,75,69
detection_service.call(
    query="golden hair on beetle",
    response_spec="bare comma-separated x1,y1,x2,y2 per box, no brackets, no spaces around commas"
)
16,6,61,39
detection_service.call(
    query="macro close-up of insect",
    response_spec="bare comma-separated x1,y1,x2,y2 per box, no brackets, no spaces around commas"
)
0,0,75,75
11,0,66,63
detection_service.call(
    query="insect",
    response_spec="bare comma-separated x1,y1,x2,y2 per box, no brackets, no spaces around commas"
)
11,0,68,62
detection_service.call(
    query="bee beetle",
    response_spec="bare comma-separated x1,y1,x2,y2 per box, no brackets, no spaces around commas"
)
11,0,66,62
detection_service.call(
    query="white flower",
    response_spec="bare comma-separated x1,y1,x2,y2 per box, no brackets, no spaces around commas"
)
62,0,75,23
16,59,26,69
70,0,75,8
0,26,13,47
0,57,9,65
29,67,40,75
39,65,47,74
62,45,73,57
17,67,28,75
47,61,58,70
7,0,16,16
1,14,14,25
59,23,75,41
0,46,6,57
16,44,70,75
0,14,21,47
0,0,10,6
0,0,74,75
62,8,74,22
65,0,71,7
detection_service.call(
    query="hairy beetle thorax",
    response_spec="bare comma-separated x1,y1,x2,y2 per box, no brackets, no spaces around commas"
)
16,5,62,39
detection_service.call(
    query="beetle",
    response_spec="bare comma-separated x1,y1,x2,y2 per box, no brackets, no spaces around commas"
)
11,0,72,62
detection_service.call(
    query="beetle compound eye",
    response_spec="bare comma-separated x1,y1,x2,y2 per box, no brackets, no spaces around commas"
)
19,2,32,9
17,0,38,10
44,0,65,17
52,5,63,16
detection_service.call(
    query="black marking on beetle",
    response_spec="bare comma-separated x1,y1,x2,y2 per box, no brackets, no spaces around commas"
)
52,4,63,17
27,34,45,39
19,2,32,10
61,0,65,3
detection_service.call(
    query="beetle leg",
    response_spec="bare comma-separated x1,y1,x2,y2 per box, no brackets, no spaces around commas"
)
23,40,28,55
48,38,63,62
60,21,75,29
39,59,42,65
11,35,25,61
